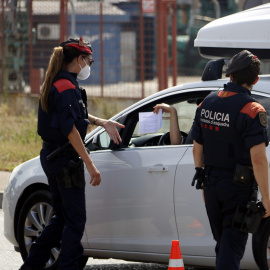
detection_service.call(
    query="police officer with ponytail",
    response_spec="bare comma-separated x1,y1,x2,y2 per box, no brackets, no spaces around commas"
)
19,38,124,270
191,50,270,270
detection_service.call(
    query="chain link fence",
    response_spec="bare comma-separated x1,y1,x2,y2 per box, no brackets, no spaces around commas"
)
0,0,265,99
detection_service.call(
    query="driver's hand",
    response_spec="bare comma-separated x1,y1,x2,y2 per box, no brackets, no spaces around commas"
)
153,103,175,114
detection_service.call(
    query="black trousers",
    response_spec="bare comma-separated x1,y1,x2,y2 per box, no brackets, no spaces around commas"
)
204,168,252,270
21,148,86,270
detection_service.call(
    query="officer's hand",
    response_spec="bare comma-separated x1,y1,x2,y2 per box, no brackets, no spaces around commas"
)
103,120,125,145
261,197,270,218
87,163,101,187
192,167,205,190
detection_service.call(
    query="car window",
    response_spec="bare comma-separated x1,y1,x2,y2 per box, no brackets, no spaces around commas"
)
130,99,199,147
89,93,270,151
132,100,198,136
252,94,270,139
85,90,211,151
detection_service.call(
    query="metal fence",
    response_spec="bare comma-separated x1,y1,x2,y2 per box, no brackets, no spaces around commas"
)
0,0,263,99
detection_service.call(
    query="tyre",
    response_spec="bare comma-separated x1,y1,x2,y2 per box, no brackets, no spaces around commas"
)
252,217,270,270
17,190,88,270
17,190,58,269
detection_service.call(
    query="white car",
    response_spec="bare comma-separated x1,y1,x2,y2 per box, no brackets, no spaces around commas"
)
3,4,270,270
3,65,270,270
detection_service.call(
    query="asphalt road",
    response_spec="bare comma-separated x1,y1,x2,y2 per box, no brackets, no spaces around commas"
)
0,209,211,270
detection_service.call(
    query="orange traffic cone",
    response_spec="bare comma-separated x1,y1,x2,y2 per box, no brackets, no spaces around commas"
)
168,240,185,270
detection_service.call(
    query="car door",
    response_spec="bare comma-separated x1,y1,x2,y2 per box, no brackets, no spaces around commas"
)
83,102,187,254
83,89,212,255
84,144,186,254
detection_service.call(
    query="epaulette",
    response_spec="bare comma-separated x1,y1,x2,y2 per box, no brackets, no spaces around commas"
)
240,102,266,119
218,91,238,98
53,79,75,93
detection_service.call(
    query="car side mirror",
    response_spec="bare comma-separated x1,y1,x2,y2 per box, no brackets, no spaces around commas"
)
92,131,122,150
92,115,127,150
92,131,110,149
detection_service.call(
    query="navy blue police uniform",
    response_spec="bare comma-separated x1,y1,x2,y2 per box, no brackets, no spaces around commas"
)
24,69,90,270
191,82,268,270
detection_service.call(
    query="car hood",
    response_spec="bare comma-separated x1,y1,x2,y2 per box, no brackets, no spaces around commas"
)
194,3,270,60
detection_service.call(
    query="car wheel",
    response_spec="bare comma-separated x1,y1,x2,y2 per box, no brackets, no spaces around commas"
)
252,217,270,270
17,190,88,270
17,190,58,269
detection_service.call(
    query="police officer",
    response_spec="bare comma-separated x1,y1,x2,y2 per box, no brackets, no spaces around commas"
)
19,38,124,270
191,50,270,270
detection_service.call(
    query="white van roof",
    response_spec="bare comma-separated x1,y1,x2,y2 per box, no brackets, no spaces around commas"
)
194,3,270,60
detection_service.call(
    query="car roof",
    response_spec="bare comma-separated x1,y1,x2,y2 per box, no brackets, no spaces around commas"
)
117,75,270,116
252,75,270,94
156,75,270,96
194,3,270,60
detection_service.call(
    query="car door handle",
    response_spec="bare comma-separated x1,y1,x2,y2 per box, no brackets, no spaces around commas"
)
148,166,168,172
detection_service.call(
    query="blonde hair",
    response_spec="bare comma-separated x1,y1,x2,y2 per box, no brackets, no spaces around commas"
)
40,46,63,112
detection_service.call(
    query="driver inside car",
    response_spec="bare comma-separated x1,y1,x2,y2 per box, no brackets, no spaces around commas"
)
153,103,183,145
154,100,204,145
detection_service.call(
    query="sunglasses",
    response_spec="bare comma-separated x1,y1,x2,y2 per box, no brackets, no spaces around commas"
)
83,57,94,67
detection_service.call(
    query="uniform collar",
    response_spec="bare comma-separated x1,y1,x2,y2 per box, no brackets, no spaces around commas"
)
224,82,251,96
54,70,79,88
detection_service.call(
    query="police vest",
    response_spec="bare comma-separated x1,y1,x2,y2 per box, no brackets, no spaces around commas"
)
200,90,257,169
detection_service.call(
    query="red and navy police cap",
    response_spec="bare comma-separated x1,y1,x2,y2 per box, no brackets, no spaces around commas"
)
225,50,258,77
60,37,92,55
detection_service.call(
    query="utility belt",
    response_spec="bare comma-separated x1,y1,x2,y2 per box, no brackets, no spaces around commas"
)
191,164,252,189
191,163,265,234
43,141,85,189
43,141,79,161
43,141,61,151
233,163,254,186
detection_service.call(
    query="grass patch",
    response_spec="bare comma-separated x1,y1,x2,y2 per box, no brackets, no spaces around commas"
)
0,104,42,171
0,96,132,172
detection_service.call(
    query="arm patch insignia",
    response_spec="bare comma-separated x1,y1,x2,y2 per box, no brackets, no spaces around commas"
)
259,111,268,127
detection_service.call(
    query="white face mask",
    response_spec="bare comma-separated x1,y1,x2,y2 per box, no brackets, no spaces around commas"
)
77,59,91,80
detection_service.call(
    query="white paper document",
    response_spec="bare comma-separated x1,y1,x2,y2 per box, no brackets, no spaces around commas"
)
139,109,162,134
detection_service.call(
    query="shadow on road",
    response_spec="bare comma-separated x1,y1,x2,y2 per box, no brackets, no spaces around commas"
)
83,263,214,270
83,263,167,270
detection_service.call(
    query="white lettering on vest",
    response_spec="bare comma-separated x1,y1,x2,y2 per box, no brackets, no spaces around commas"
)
201,109,230,127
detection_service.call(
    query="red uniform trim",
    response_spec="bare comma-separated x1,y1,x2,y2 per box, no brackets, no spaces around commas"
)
53,79,75,93
240,102,266,119
218,91,238,98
